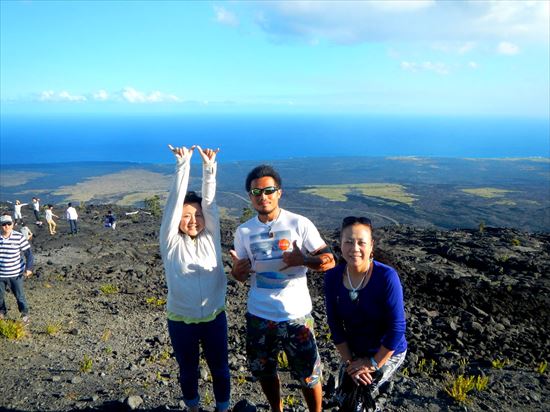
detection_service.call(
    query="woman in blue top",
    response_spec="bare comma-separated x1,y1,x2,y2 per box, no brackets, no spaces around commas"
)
324,216,406,404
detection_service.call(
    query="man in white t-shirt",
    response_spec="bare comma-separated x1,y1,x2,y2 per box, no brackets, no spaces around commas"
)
231,165,335,412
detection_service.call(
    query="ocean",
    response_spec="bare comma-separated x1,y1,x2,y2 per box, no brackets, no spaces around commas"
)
1,114,549,165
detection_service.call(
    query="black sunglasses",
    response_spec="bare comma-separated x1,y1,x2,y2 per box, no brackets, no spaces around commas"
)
342,216,372,227
249,186,279,196
1,222,13,226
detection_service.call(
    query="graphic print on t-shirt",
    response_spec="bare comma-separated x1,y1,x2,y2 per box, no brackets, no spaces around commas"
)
250,229,297,289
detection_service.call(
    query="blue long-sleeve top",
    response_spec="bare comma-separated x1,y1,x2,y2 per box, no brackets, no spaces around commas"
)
324,261,407,357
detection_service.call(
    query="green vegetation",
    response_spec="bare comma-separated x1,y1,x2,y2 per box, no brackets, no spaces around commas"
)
145,297,166,306
444,374,488,403
101,328,112,342
491,358,510,369
511,238,521,246
236,374,247,385
301,183,416,205
144,194,162,216
283,395,298,407
417,358,436,374
45,322,62,336
537,360,547,375
240,206,255,223
277,351,289,369
461,187,513,198
0,319,27,340
99,284,119,295
478,221,485,234
80,355,93,373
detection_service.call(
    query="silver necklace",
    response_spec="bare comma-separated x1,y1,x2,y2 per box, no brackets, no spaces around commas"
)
346,266,367,301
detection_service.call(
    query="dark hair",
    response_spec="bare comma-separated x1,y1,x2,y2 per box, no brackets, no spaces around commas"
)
341,216,373,233
184,191,202,205
245,164,282,192
48,204,53,208
68,203,72,207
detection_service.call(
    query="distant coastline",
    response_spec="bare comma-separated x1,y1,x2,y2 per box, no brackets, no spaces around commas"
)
1,156,549,232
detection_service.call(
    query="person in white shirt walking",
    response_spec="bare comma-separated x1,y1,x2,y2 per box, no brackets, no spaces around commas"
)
159,144,229,412
65,203,78,234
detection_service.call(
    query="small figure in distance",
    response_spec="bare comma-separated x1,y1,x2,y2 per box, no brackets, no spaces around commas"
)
65,203,78,235
324,216,407,411
31,197,43,227
159,144,230,412
45,204,59,235
104,210,117,230
230,164,336,412
13,200,29,225
19,221,33,242
0,214,34,323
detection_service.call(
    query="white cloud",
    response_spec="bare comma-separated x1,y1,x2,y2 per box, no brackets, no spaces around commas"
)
468,61,479,69
120,87,182,103
214,5,239,27
401,61,450,75
247,1,549,45
93,90,109,101
39,90,87,102
497,41,520,55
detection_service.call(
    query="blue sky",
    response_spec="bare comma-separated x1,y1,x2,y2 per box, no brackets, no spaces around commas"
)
1,0,549,117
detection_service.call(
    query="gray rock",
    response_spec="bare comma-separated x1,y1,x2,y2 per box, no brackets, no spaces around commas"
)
126,395,143,410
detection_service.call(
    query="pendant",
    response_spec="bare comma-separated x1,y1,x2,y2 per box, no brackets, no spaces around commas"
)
349,290,358,301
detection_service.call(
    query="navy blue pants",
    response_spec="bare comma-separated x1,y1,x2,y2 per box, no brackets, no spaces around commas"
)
168,311,230,410
0,275,29,316
68,219,78,234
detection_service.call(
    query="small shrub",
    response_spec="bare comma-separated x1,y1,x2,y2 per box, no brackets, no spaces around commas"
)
144,195,162,217
417,358,436,374
101,328,112,342
100,284,119,295
203,390,213,406
45,322,62,336
284,395,298,407
236,374,246,385
491,358,510,369
474,375,489,391
277,351,289,369
511,238,521,246
80,355,93,373
0,319,27,340
445,374,475,403
478,221,485,233
537,360,547,375
145,297,166,306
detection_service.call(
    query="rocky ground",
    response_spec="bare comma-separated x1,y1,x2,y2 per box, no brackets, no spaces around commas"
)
0,204,548,412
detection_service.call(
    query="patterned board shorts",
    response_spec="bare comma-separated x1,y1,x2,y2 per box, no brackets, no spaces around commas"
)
245,312,322,388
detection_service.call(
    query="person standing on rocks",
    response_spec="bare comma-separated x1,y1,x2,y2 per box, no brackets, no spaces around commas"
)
65,203,78,234
13,200,28,225
45,205,59,235
104,210,116,230
230,164,335,412
31,197,43,226
324,216,407,410
19,222,33,242
0,214,34,323
160,145,230,412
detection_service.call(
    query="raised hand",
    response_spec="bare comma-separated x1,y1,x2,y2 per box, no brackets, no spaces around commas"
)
196,146,220,164
230,250,252,282
168,144,195,160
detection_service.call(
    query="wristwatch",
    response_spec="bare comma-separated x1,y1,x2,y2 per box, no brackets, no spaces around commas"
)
370,356,379,371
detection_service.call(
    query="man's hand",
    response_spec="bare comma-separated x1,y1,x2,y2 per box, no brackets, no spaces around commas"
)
24,270,32,278
168,144,195,161
281,240,305,269
230,250,252,282
196,146,219,164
